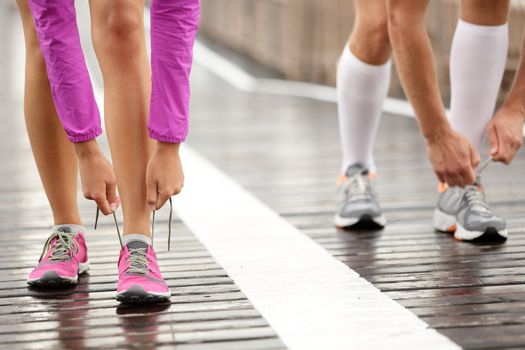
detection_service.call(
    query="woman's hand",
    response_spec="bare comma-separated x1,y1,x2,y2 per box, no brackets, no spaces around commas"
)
75,140,119,215
146,142,184,211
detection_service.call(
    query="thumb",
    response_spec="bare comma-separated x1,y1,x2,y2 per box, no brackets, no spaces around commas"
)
469,144,481,169
146,177,158,211
106,181,118,212
487,122,499,157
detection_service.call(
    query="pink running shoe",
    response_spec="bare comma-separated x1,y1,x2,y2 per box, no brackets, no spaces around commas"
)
116,240,171,303
27,226,89,287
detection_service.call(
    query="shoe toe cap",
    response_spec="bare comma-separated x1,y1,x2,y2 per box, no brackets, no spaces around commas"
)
28,261,77,280
339,200,381,219
465,214,506,231
118,275,169,294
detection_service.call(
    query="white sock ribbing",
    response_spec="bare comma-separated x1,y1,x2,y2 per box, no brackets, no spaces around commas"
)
450,19,508,152
337,47,391,173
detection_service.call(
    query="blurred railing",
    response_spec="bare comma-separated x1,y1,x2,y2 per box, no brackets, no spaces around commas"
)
199,0,525,104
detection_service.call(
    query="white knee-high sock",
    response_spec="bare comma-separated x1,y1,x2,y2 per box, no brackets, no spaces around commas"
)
450,20,508,153
337,47,391,174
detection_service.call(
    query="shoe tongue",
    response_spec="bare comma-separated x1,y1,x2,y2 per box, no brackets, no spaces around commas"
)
55,226,74,233
345,163,368,178
127,240,148,250
126,240,149,273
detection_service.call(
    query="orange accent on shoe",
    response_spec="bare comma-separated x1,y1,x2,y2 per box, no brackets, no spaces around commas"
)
447,225,457,233
438,182,448,193
368,172,378,180
336,175,348,186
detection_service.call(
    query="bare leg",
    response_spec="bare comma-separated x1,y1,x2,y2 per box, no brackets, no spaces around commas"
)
16,0,81,226
460,0,509,25
349,0,391,65
89,0,154,235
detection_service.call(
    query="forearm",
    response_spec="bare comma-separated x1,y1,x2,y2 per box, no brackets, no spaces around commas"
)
74,139,101,158
148,0,200,143
501,33,525,120
387,0,452,141
28,0,101,143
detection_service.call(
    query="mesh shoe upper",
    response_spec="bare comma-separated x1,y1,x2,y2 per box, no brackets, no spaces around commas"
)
336,163,382,219
28,227,88,281
457,184,506,231
117,241,169,294
437,180,506,232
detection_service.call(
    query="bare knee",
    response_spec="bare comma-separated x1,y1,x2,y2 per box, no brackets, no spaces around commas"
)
92,2,144,57
460,0,509,25
386,0,428,41
350,16,391,64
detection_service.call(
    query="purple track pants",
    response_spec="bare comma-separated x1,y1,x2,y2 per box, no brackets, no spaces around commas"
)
28,0,200,143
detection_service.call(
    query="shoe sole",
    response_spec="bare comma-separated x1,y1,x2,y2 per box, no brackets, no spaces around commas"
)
455,225,508,243
433,209,457,233
27,262,89,287
116,285,171,304
335,214,386,229
433,209,507,243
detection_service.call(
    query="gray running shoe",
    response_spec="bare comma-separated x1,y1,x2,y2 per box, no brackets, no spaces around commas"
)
335,163,386,228
433,179,507,242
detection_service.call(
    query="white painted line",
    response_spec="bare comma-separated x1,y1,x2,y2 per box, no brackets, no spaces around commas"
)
174,146,460,350
98,11,458,348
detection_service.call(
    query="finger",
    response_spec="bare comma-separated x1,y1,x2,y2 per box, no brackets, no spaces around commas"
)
435,171,445,184
93,193,112,215
498,131,513,164
487,123,499,157
464,165,476,185
106,181,118,212
156,190,171,210
469,146,480,168
506,137,522,164
146,178,158,211
445,173,458,188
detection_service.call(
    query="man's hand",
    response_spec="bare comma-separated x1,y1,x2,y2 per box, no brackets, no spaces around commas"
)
487,106,524,164
146,142,184,211
426,128,480,187
75,140,119,215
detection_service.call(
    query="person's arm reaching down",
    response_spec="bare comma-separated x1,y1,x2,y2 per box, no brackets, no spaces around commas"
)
487,33,525,164
146,0,200,210
28,0,117,215
387,0,480,187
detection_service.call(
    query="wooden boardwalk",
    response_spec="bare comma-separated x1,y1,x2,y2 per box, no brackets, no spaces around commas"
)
187,44,525,349
3,2,525,349
0,5,285,350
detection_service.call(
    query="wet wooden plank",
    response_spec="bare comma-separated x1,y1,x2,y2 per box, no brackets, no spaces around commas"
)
0,7,286,349
184,33,525,350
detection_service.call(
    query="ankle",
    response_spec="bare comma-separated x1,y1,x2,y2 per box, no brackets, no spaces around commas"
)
53,224,87,235
122,233,152,246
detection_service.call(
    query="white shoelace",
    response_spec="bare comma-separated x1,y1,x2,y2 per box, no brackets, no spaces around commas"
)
344,174,372,201
127,247,149,275
462,157,493,213
464,185,490,213
39,232,78,262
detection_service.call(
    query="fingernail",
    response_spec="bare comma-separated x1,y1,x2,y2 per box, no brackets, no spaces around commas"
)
110,203,117,212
